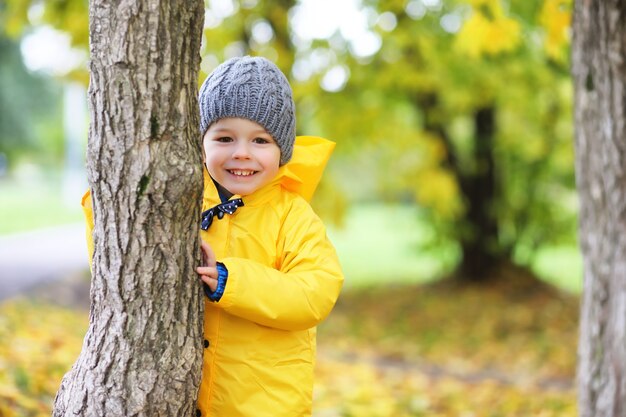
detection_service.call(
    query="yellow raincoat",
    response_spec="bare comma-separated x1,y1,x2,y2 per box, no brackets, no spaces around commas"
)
82,136,344,417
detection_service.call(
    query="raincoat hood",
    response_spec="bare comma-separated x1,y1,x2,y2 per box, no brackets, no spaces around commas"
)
275,135,335,202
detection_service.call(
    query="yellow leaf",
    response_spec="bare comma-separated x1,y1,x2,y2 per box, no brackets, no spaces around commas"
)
484,15,521,55
539,0,572,61
415,168,463,219
455,1,522,58
455,12,491,58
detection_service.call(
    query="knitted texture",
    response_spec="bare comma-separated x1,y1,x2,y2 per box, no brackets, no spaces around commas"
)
199,56,296,165
203,262,228,302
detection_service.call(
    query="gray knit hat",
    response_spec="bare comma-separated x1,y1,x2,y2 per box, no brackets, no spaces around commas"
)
199,56,296,165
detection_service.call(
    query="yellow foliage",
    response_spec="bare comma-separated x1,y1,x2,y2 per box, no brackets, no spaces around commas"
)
415,168,463,220
455,1,522,58
0,300,87,417
539,0,572,61
311,177,349,228
1,0,29,38
422,135,448,164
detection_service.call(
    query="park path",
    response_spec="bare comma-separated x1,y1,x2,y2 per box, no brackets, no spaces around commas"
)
0,223,88,300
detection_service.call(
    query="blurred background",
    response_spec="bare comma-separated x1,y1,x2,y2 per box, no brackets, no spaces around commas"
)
0,0,579,416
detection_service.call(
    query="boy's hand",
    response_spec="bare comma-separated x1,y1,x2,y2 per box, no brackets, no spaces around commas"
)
197,240,218,292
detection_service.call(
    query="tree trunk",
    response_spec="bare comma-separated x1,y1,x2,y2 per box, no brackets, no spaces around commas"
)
458,106,501,280
52,1,205,416
573,1,626,416
417,92,502,280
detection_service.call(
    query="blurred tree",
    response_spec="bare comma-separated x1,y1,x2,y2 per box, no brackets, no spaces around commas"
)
51,0,205,415
310,0,575,281
3,0,577,283
198,0,296,76
1,0,88,48
0,32,59,165
572,1,626,416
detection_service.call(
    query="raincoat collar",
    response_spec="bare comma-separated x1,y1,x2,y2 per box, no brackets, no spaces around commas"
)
203,136,335,208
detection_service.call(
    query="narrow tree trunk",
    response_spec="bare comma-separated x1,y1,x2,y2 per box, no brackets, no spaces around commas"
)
53,1,205,415
573,1,626,416
417,92,502,280
458,106,500,280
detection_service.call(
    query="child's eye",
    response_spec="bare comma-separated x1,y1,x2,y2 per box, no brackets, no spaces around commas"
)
215,136,233,142
253,137,271,144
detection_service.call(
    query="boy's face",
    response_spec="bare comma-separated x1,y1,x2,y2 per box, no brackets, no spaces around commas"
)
203,117,281,196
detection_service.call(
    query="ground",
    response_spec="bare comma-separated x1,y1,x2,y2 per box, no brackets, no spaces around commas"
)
0,263,578,417
315,265,578,416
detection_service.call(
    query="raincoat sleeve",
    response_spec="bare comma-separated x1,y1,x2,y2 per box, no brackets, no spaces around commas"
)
81,190,95,266
218,199,344,331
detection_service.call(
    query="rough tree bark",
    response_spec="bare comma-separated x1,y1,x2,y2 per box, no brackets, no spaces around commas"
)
572,1,626,416
53,0,205,415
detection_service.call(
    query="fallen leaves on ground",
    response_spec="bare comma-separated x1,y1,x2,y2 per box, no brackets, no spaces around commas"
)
0,269,579,416
0,300,86,417
316,266,579,416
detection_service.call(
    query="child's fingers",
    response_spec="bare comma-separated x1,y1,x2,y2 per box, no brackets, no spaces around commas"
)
196,266,217,278
200,240,216,266
199,275,218,292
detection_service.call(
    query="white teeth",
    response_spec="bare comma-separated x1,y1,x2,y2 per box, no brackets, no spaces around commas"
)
230,170,255,176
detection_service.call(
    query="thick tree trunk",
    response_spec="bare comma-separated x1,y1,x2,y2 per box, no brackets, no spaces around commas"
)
573,1,626,416
52,1,205,416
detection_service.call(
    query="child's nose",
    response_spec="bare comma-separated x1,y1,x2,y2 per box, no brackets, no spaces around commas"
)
232,141,251,159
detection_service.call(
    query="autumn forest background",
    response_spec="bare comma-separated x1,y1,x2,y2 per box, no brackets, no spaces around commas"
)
0,0,579,416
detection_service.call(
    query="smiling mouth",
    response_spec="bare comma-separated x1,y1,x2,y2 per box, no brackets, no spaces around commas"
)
228,169,257,177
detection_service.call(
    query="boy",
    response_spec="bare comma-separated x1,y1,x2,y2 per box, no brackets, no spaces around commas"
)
194,56,343,416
